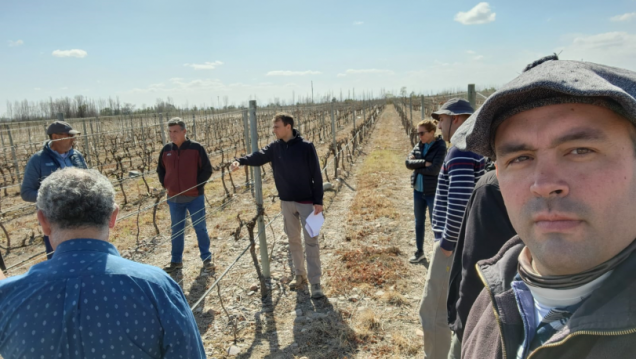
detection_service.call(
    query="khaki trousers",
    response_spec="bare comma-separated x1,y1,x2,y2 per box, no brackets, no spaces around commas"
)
419,241,453,359
281,201,322,285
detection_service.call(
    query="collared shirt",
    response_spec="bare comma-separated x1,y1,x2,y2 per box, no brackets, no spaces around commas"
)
0,239,205,359
49,144,75,168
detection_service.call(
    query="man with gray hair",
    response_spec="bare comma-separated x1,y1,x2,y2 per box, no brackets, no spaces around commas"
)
456,55,636,358
157,117,213,273
0,167,206,358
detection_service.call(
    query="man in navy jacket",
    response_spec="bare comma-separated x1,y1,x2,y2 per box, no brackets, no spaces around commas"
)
21,121,87,259
231,113,325,299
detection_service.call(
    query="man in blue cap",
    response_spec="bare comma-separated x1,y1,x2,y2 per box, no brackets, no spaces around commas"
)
21,120,87,259
418,98,486,358
456,55,636,358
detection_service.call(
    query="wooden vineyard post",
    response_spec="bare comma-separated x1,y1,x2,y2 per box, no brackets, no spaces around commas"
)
421,95,425,121
191,113,197,140
159,113,166,145
249,100,270,279
5,125,21,183
468,84,476,110
331,99,337,179
81,119,91,166
242,109,253,196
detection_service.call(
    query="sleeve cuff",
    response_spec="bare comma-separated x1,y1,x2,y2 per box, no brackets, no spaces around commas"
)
440,239,456,252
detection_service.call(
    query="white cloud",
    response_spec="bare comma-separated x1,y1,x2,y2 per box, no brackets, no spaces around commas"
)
611,12,636,22
337,69,395,77
353,21,364,25
34,87,41,91
559,32,636,70
183,61,223,70
8,40,24,47
473,55,485,60
466,50,476,54
265,70,321,76
52,49,87,58
454,2,496,25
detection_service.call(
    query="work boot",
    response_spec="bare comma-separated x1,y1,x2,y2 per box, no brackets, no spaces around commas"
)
310,283,325,299
163,262,183,273
289,275,307,290
203,259,215,272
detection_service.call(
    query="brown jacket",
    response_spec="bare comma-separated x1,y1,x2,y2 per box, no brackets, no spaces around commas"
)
463,236,636,359
157,139,212,198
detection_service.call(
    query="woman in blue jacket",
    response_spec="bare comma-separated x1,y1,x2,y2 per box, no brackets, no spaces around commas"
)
405,120,447,263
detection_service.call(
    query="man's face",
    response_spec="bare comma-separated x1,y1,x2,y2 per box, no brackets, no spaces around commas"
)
272,119,291,140
494,103,636,276
51,133,75,152
437,114,453,142
168,125,186,145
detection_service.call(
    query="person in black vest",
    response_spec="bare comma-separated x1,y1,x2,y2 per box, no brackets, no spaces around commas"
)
405,120,447,263
21,121,87,259
445,169,516,358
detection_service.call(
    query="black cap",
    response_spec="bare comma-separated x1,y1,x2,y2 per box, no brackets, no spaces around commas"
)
431,98,475,120
46,121,80,136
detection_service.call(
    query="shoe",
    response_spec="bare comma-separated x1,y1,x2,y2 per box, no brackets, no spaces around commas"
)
289,275,308,290
203,259,215,272
310,283,325,299
409,251,426,263
163,262,183,273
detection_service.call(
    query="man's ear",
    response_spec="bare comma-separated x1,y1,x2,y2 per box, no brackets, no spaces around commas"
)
108,205,119,229
37,210,52,236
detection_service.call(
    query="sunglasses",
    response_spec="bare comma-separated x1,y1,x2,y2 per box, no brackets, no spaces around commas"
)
417,131,429,136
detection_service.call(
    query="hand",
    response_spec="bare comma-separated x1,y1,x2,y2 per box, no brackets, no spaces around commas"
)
313,204,323,215
425,161,432,167
409,155,415,160
441,248,453,257
230,161,241,172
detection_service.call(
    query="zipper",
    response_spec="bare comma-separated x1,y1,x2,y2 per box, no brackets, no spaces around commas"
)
475,264,508,359
526,328,636,359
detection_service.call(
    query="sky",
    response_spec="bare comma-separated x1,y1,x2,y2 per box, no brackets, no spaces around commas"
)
2,0,636,115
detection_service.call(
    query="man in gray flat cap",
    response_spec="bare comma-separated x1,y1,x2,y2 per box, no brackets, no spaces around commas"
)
456,54,636,358
21,120,87,259
418,98,486,359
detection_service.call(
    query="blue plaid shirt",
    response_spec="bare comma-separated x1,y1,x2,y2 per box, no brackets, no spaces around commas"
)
0,239,205,359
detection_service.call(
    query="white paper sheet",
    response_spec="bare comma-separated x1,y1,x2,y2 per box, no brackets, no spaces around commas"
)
304,212,325,237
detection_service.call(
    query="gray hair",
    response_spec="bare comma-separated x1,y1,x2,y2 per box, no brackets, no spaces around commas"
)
167,117,186,131
37,168,116,229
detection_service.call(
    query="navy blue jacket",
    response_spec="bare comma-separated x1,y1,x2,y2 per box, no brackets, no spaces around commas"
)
237,130,323,205
405,136,447,196
21,142,87,202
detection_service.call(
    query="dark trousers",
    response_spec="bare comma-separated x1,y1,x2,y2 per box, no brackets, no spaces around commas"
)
414,190,435,252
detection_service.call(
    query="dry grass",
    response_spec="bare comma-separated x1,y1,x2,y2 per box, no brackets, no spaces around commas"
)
328,246,406,296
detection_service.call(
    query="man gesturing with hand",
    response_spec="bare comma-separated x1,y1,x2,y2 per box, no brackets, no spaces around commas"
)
231,113,325,299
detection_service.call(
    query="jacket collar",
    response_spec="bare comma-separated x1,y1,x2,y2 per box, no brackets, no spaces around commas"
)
478,236,636,351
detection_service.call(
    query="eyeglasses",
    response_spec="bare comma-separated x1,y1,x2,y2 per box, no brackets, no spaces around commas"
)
418,132,428,136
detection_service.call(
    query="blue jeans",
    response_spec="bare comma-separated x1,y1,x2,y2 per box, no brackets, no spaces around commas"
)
414,190,435,252
167,195,212,263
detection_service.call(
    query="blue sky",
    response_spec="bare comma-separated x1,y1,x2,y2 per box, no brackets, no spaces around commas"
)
2,0,636,115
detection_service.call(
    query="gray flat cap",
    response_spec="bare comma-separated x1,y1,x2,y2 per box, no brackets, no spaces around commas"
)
452,54,636,158
432,98,475,120
47,121,80,136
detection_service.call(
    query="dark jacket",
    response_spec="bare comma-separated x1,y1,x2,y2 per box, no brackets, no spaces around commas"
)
405,136,447,196
157,139,212,198
447,171,516,340
21,142,87,203
237,130,323,205
463,236,636,359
